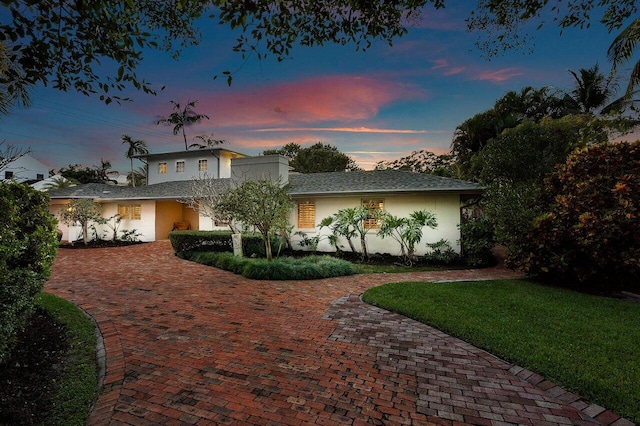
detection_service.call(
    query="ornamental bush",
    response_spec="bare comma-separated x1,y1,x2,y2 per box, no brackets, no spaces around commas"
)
0,183,58,363
523,141,640,291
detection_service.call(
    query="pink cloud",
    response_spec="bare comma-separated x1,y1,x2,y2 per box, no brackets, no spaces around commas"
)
431,58,466,76
474,67,524,83
194,75,424,129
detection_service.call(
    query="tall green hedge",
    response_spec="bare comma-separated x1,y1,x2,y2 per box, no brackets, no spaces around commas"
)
168,230,271,258
0,183,58,363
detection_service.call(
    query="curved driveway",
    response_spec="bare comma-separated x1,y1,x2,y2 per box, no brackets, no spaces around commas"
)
45,242,627,425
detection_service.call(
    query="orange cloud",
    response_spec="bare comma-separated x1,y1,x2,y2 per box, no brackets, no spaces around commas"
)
249,127,433,134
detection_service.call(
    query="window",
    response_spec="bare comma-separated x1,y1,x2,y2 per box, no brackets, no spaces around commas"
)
198,159,208,172
297,201,315,228
158,162,167,174
4,171,13,179
118,204,142,220
362,199,384,229
176,161,185,173
36,174,44,180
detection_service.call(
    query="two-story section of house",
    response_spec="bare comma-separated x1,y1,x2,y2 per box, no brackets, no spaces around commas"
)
2,153,50,184
142,148,248,184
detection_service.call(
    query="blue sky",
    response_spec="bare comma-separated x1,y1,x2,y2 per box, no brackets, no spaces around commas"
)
1,3,618,174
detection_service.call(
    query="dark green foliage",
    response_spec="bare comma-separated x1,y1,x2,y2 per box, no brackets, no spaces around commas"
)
0,183,58,363
422,240,462,266
522,141,640,290
263,142,360,173
458,218,496,268
180,251,355,280
169,230,265,257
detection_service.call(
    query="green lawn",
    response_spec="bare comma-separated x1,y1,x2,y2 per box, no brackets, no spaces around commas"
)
36,292,98,425
362,279,640,424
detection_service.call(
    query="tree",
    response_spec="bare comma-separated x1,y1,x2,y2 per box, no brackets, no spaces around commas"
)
216,179,293,261
0,182,58,362
452,87,567,179
264,142,360,173
57,163,114,184
374,149,456,177
0,1,437,109
182,174,236,232
0,42,29,118
378,210,438,265
562,64,634,115
42,176,73,190
468,1,640,97
189,134,226,150
121,135,148,187
522,141,640,290
323,205,380,260
157,100,210,150
59,199,103,245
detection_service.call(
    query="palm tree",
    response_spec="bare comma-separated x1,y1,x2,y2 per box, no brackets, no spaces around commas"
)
42,176,74,190
157,100,209,150
122,135,148,187
609,17,640,99
563,64,619,115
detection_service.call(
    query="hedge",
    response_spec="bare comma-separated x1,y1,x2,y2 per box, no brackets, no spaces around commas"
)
0,183,58,363
168,230,268,257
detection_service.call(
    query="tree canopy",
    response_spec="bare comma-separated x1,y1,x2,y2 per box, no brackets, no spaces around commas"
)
374,149,456,177
0,0,439,110
263,142,360,173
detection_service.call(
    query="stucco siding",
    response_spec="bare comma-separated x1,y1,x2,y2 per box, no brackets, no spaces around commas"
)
290,193,462,256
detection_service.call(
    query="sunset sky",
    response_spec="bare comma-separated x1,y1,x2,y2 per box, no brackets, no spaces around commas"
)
1,3,620,174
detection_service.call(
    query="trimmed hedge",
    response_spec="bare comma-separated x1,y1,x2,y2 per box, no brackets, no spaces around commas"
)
168,230,267,257
180,251,356,280
0,183,58,363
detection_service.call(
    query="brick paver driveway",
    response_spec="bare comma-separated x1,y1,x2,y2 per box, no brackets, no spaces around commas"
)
45,242,628,425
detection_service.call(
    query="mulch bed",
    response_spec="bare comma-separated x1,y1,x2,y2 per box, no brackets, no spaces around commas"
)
0,309,69,425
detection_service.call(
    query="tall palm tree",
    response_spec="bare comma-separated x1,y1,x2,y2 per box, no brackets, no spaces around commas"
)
122,135,148,187
564,64,616,114
156,100,209,150
609,17,640,99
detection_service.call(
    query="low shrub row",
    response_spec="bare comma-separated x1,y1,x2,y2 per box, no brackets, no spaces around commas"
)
169,230,268,257
180,251,356,280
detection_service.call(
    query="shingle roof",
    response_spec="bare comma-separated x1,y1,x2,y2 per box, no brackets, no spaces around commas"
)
48,170,481,200
288,170,482,196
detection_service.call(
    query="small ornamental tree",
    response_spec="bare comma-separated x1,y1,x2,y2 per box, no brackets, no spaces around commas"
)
0,182,58,363
59,199,103,244
522,141,640,290
378,210,437,265
217,179,293,261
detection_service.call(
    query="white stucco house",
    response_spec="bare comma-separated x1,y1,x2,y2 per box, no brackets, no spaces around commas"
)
2,153,49,184
47,148,482,255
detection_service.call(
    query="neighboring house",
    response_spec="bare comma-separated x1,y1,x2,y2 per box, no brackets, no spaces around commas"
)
48,150,482,255
2,153,49,184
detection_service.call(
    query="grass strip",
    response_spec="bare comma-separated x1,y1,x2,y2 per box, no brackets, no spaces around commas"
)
36,292,98,426
362,279,640,423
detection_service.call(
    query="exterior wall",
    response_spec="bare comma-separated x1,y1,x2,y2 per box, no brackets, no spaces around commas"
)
147,152,220,185
3,154,49,183
231,155,289,183
155,201,185,239
50,200,157,242
290,193,463,256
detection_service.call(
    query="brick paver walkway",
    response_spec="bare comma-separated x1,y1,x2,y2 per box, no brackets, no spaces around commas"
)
45,241,632,425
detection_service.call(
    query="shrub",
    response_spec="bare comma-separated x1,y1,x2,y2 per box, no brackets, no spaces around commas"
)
523,141,640,290
180,251,355,280
458,218,496,268
0,183,58,363
169,231,266,257
423,239,462,266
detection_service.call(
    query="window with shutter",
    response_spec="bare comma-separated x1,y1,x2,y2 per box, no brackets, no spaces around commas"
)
297,201,315,229
362,199,384,229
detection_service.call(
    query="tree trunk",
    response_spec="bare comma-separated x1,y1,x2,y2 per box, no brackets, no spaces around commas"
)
360,234,368,261
264,235,273,261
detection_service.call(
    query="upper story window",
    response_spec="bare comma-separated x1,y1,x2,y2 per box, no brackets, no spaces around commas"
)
36,173,44,180
176,161,185,173
362,199,384,229
158,162,167,174
4,171,13,179
297,201,316,229
198,159,208,172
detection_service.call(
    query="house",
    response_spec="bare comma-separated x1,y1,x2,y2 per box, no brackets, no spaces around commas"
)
2,153,49,184
48,149,482,255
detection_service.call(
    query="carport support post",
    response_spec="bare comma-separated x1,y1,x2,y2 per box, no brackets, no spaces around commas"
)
232,233,243,257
